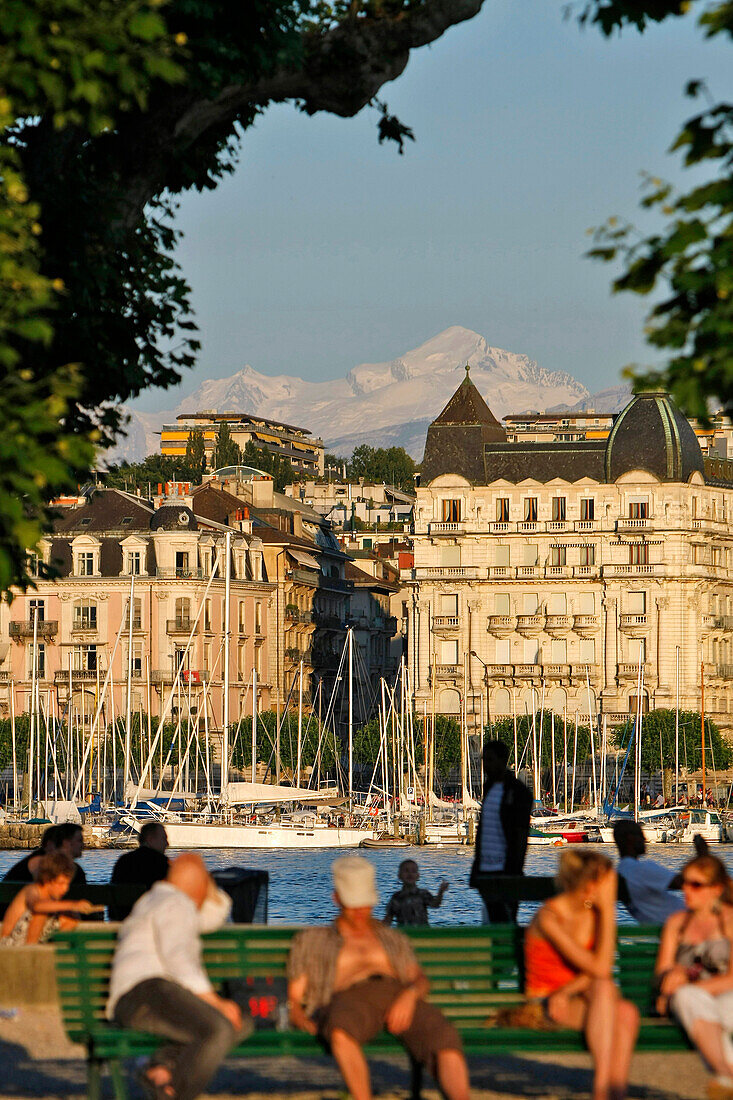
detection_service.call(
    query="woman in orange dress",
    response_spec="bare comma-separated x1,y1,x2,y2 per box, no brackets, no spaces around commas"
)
525,849,639,1100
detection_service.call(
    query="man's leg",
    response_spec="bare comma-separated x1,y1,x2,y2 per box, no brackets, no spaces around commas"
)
318,978,404,1100
476,877,517,923
114,979,242,1100
398,997,469,1100
329,1028,373,1100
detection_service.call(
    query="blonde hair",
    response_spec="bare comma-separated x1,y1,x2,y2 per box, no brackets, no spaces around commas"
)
556,849,612,893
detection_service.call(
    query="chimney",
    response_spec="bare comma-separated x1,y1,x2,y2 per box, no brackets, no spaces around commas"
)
157,483,163,495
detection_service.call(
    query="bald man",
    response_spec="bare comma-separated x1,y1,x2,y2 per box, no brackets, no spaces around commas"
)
107,854,250,1100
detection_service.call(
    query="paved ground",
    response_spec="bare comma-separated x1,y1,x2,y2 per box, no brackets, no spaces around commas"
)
0,1007,710,1100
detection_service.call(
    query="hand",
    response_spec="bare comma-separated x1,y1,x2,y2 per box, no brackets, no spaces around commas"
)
595,869,617,910
660,966,688,997
656,994,669,1017
76,900,103,914
385,987,419,1034
439,880,449,894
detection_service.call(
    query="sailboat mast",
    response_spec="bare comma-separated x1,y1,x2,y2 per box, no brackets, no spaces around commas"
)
28,606,38,819
348,627,353,812
123,572,135,795
675,645,680,805
251,666,257,784
222,530,231,805
701,660,706,797
297,658,303,790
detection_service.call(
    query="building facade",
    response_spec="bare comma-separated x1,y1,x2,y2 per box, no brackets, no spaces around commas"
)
410,375,733,737
0,487,273,731
160,411,325,476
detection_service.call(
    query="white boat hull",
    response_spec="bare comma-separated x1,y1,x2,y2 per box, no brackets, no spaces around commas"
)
160,820,368,849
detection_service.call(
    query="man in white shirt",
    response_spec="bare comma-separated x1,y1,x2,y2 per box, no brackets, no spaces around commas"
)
613,820,685,924
107,853,250,1100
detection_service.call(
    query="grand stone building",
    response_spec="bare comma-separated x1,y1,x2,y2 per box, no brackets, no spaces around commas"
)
409,369,733,736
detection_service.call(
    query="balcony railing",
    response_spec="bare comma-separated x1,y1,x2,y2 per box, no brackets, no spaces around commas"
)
433,664,462,678
702,614,725,631
433,615,460,630
516,614,544,635
545,565,570,578
429,521,465,534
545,614,572,634
603,564,657,576
156,568,206,580
619,613,647,630
489,521,510,533
574,520,596,531
617,663,649,679
617,517,650,529
487,615,515,635
514,663,541,678
313,612,342,630
487,566,511,578
414,567,482,579
71,621,98,634
573,615,599,633
519,521,538,531
516,565,539,578
544,663,571,679
166,619,194,634
487,664,514,678
54,668,102,681
9,620,58,639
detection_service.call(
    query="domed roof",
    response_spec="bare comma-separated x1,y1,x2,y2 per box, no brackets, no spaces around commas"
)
150,505,198,531
604,392,704,483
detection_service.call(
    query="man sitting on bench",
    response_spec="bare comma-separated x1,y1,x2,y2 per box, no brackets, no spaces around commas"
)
287,854,470,1100
106,853,249,1100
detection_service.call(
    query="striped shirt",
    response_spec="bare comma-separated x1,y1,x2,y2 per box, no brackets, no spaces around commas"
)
479,782,507,872
287,921,418,1018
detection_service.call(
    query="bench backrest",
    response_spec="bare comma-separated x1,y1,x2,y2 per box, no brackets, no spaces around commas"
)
53,923,662,1043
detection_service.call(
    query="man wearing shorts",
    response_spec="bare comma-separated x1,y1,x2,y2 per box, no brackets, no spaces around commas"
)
287,855,470,1100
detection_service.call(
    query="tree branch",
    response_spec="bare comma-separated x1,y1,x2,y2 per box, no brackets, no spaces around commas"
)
114,0,486,226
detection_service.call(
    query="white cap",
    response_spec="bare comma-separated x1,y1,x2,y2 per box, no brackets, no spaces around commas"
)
332,855,379,908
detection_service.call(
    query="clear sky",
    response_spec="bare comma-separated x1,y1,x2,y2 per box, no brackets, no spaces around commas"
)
134,2,731,411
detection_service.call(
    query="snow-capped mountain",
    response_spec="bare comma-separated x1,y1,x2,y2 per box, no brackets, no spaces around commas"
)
114,326,591,462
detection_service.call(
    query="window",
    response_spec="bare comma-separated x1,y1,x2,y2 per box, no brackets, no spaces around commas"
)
238,600,246,632
28,642,45,678
628,638,646,664
551,639,567,664
579,545,595,566
552,497,566,522
255,601,262,633
175,597,191,627
441,499,461,523
204,599,212,631
548,593,566,614
73,600,97,630
523,544,538,566
237,644,246,680
495,593,511,615
580,498,595,521
440,639,458,665
175,551,190,577
630,543,649,565
523,498,538,522
202,643,211,672
29,598,45,622
73,644,97,672
550,546,566,567
524,639,539,664
254,644,261,676
125,598,142,630
523,593,539,614
440,593,458,616
440,545,461,568
128,642,143,676
712,547,722,567
495,545,510,567
126,550,143,575
628,591,646,614
496,637,510,663
692,545,704,565
579,639,595,663
496,498,509,522
27,552,39,578
629,499,648,519
579,593,595,615
77,551,95,576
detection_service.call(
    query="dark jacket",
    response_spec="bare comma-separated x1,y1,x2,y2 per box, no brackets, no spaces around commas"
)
109,845,169,920
2,852,86,884
469,773,532,885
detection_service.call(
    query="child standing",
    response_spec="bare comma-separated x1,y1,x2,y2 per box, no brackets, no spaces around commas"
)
384,859,449,926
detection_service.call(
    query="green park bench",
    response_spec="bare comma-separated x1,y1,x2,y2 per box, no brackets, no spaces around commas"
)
53,920,690,1100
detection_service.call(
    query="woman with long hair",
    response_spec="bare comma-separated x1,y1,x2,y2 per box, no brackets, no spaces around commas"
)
656,851,733,1096
524,849,639,1100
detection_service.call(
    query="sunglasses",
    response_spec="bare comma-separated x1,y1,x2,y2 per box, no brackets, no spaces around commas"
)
682,878,712,889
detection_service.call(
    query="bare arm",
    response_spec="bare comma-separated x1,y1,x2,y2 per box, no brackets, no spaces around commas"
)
537,872,617,981
1,887,30,937
287,973,317,1035
695,910,733,996
385,960,429,1034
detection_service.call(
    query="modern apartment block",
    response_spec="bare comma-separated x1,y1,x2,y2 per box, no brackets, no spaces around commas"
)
159,411,325,476
409,370,733,736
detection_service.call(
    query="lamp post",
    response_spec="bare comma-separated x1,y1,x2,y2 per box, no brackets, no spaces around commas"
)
470,651,492,739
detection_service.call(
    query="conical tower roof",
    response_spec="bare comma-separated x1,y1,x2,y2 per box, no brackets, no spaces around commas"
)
420,365,505,484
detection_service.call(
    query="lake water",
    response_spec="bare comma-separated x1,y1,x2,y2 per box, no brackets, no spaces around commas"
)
2,842,730,926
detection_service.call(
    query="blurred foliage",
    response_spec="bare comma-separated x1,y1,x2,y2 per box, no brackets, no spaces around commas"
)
229,708,338,776
582,1,733,415
612,708,732,773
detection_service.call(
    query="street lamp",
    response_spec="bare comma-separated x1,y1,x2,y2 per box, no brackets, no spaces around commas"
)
470,651,492,738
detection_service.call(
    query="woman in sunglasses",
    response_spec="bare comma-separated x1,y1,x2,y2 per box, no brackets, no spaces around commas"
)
655,852,733,1096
